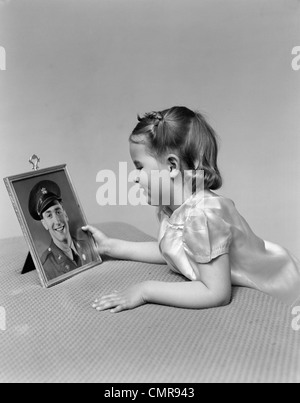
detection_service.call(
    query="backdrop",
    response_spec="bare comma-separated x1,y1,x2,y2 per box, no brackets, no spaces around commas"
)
0,0,299,257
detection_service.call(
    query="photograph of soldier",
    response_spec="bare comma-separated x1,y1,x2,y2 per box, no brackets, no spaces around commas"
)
28,180,99,281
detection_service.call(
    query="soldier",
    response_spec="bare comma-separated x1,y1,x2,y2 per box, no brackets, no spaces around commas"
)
28,180,99,281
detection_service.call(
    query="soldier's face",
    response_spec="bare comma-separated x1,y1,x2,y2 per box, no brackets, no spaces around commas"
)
41,202,70,244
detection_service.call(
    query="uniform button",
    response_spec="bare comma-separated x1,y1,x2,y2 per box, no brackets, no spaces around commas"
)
82,254,86,261
48,248,51,252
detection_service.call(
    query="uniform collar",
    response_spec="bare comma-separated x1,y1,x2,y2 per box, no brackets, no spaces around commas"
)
50,238,79,262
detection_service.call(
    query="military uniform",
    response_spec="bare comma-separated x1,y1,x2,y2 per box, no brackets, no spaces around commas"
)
41,237,99,281
28,180,100,281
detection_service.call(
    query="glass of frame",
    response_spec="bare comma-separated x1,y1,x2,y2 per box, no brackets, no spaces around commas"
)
4,164,102,288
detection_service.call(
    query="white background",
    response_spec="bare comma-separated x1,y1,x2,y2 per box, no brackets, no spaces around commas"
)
0,0,299,256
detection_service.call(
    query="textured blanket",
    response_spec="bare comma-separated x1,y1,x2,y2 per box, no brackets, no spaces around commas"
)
0,222,299,383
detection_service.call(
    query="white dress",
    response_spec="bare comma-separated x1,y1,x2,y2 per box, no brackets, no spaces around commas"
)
158,191,300,306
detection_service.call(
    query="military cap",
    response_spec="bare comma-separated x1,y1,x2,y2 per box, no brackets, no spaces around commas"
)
28,180,62,221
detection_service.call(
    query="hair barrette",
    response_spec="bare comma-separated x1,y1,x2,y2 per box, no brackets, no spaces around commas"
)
145,111,164,126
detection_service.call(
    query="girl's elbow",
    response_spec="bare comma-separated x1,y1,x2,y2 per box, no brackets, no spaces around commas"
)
209,289,232,308
217,294,232,307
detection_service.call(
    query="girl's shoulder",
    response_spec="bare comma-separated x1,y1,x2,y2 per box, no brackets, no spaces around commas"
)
157,191,238,226
191,191,237,217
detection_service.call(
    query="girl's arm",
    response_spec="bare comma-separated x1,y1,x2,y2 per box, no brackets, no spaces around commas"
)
146,255,231,308
108,239,165,264
82,225,166,264
93,254,232,313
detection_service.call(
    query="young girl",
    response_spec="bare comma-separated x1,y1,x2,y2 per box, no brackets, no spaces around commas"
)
83,106,300,313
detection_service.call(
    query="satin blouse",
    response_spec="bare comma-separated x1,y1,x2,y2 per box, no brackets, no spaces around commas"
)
158,191,300,306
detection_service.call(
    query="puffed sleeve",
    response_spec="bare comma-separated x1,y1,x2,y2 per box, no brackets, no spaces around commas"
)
183,209,233,264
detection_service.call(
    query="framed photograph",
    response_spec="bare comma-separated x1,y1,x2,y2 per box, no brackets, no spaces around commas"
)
4,164,102,288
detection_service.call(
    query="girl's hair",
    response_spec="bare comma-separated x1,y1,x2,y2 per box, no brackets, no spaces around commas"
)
129,106,222,190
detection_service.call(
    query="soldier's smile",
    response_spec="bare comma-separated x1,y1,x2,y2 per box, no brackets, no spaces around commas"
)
52,223,68,241
54,225,65,233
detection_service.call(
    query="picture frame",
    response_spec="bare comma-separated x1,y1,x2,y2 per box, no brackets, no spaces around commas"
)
4,164,102,288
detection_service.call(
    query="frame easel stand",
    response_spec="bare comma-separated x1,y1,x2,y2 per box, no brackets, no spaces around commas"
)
22,155,41,275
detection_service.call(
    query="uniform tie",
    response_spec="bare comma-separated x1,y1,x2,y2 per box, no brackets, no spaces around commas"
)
72,250,82,267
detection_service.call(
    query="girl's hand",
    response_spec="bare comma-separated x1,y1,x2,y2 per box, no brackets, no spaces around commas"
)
82,225,111,256
92,283,148,313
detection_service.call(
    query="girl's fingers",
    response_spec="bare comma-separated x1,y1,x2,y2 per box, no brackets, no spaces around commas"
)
92,291,122,311
102,293,119,300
92,296,116,307
95,300,117,311
110,305,126,314
94,291,119,301
92,295,122,311
82,225,96,234
93,292,119,304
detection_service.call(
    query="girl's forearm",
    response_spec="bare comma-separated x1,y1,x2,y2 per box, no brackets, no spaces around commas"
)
144,280,231,309
107,239,166,264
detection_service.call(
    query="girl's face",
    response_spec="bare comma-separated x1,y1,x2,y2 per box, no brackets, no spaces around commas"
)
129,142,173,206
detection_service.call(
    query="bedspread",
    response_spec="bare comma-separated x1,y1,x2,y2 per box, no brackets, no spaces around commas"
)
0,222,299,383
